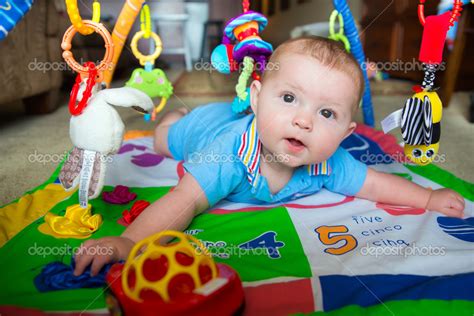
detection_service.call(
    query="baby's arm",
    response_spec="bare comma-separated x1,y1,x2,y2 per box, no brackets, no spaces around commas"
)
357,168,465,218
73,173,209,276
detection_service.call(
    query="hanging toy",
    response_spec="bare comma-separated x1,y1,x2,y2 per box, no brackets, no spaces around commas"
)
211,0,273,114
65,0,101,35
105,231,244,315
103,0,147,86
59,7,154,208
125,3,173,122
328,10,351,52
381,0,463,166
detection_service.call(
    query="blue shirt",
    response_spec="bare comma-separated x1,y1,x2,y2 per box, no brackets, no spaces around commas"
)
168,103,368,207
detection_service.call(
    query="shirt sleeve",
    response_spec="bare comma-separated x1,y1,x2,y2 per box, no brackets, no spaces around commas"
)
182,132,245,207
323,147,368,196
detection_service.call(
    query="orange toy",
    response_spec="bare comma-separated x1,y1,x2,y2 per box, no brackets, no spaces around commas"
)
61,20,114,81
103,0,146,86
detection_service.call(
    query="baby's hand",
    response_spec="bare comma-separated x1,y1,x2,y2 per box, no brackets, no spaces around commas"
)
426,189,465,218
73,236,135,276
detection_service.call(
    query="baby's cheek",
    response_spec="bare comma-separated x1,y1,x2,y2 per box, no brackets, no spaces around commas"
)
259,130,277,150
310,131,340,157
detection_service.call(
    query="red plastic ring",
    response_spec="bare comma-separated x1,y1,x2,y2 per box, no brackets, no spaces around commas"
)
418,0,463,27
68,62,98,116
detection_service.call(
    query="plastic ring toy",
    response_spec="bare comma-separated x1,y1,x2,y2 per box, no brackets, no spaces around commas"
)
69,62,98,116
140,3,151,39
61,20,114,79
131,31,163,66
329,10,344,37
65,0,101,36
154,98,168,114
418,0,463,27
329,10,350,51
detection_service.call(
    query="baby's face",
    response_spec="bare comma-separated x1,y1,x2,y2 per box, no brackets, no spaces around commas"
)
250,52,359,167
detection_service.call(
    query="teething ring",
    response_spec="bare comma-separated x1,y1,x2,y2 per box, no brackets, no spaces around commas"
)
141,98,169,121
69,62,98,116
65,0,101,35
418,0,463,27
329,10,350,51
61,20,113,79
329,10,344,37
140,3,151,39
131,31,163,66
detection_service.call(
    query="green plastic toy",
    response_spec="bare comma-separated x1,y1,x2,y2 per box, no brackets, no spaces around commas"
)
125,3,174,121
125,68,173,99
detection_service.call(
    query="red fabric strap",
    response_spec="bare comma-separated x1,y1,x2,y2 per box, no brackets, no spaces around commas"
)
419,11,452,64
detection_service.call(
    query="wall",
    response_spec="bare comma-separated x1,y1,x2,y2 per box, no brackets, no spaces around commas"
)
263,0,362,45
209,0,242,21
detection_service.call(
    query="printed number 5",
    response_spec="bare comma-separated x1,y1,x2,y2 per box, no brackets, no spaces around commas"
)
315,225,357,255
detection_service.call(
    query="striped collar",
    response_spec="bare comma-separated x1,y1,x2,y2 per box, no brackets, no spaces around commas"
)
237,117,331,188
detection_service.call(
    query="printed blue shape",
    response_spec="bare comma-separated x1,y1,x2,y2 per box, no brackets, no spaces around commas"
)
320,273,474,311
341,133,391,165
437,216,474,242
239,231,285,259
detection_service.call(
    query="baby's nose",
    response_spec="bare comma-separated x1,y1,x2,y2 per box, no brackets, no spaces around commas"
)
293,115,312,131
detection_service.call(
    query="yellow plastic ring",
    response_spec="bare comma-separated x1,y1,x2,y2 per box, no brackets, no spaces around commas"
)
130,31,163,66
329,10,344,37
154,98,168,114
65,0,101,36
140,4,151,39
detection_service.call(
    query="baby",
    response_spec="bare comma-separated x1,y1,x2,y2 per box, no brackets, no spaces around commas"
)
74,36,465,276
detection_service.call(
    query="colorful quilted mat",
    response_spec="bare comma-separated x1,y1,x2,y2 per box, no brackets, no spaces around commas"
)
0,125,473,315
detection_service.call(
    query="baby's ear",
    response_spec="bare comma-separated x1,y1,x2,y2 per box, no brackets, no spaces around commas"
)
250,80,262,115
344,122,357,140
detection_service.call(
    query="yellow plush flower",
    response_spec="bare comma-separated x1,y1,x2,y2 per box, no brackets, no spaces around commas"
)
38,204,102,239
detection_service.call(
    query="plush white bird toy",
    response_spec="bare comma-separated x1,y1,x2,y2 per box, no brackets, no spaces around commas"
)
59,80,154,208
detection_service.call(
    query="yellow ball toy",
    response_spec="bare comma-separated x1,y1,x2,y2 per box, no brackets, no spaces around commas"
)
121,230,218,303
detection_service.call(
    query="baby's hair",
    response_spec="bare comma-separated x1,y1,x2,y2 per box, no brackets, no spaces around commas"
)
264,36,364,113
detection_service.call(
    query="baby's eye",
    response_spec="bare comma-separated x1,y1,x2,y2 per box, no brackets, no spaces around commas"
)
282,93,295,104
320,109,334,119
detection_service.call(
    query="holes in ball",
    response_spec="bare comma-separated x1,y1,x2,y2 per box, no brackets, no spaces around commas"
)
153,235,181,247
142,254,169,282
139,288,164,302
167,273,195,300
175,250,194,266
127,267,136,290
198,264,213,284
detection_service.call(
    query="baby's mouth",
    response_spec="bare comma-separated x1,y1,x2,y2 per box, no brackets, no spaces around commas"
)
285,138,306,153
